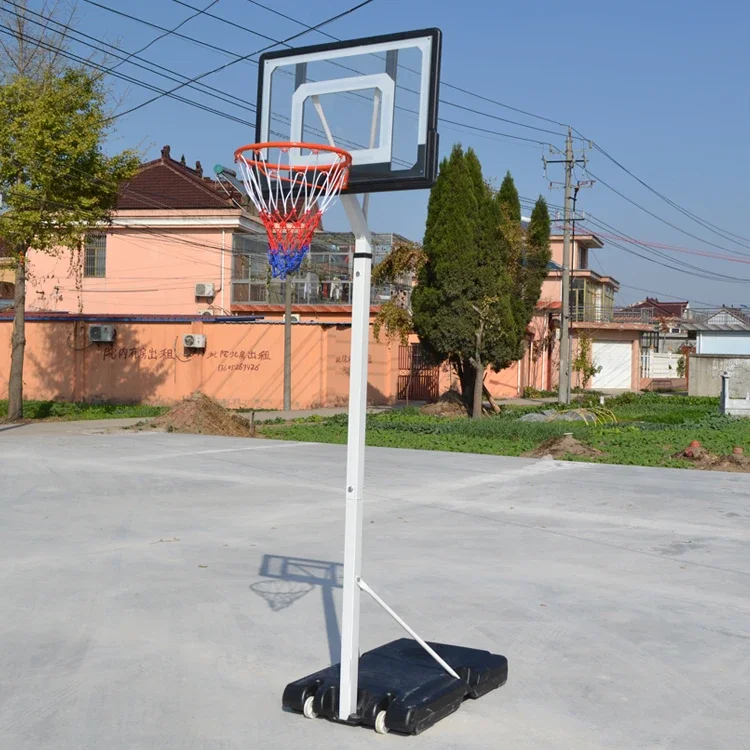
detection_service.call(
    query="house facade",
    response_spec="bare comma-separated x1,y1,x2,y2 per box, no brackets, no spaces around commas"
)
624,297,690,353
684,308,750,355
528,233,652,393
26,146,264,316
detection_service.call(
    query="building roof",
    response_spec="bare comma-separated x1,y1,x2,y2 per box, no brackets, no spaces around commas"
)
625,297,689,318
682,307,750,332
682,321,750,333
549,232,604,249
117,145,242,210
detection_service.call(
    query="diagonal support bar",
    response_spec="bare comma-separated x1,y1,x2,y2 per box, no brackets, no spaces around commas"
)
357,577,461,680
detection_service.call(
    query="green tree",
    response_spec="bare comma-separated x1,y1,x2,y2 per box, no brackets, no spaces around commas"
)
0,60,139,420
412,149,551,418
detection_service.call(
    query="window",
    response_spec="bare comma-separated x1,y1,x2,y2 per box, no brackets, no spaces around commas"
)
84,233,107,277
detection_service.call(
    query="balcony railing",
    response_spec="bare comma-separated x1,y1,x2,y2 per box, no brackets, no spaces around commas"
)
571,305,656,323
232,278,411,307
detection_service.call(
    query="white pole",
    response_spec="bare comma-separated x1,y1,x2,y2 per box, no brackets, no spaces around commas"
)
338,194,372,721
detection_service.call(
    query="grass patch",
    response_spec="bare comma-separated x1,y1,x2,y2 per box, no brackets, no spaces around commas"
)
260,395,750,470
0,400,168,421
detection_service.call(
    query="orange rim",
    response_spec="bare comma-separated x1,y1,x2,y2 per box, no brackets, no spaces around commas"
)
234,141,353,174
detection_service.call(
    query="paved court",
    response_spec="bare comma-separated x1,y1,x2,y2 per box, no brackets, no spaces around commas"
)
1,430,749,749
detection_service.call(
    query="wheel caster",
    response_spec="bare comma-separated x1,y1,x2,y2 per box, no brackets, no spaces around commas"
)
374,710,389,735
302,696,317,719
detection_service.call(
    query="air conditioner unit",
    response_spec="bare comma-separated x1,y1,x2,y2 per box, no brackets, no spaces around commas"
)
283,313,300,323
195,282,215,298
183,333,207,349
197,309,213,317
89,325,115,343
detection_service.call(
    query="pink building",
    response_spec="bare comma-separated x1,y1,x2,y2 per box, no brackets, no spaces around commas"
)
28,146,263,317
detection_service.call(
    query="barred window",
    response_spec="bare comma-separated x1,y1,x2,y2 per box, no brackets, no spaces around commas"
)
84,233,107,278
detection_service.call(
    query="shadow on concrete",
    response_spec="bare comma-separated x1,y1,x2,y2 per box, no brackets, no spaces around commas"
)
250,553,342,666
0,422,28,433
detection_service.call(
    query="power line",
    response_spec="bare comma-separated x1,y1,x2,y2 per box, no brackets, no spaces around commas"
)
108,0,377,121
76,0,560,149
0,15,260,127
572,229,750,266
586,168,750,260
240,0,573,133
581,136,750,249
105,0,220,74
173,0,567,138
1,6,387,157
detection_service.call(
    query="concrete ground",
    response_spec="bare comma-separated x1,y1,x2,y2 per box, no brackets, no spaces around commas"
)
1,431,748,749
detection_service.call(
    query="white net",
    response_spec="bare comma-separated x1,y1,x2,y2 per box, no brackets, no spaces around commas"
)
234,142,351,276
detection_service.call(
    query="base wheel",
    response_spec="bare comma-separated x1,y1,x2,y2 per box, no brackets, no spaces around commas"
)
374,710,389,735
302,696,317,719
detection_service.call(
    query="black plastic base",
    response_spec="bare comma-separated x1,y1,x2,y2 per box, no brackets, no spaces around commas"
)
282,638,508,735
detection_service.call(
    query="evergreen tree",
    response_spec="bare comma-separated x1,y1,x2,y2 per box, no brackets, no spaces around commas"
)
412,150,551,418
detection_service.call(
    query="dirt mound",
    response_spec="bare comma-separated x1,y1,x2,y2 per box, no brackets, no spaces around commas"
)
420,390,467,417
148,393,252,437
673,441,714,464
523,433,602,459
672,442,750,472
706,454,750,472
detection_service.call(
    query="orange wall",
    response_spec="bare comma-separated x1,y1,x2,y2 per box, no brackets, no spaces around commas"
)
0,319,398,410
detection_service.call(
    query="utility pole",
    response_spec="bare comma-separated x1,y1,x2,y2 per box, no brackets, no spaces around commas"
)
559,130,573,405
543,128,591,404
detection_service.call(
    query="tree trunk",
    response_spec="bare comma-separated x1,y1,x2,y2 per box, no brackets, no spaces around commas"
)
7,254,26,422
456,357,474,414
483,384,501,414
472,356,483,419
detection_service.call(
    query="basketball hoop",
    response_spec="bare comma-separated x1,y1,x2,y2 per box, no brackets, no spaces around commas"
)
234,142,352,278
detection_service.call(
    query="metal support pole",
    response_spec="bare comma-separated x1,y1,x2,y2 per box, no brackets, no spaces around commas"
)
558,128,574,405
338,194,373,721
283,276,293,411
720,371,729,415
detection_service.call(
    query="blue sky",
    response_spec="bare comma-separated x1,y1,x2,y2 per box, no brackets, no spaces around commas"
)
63,0,750,307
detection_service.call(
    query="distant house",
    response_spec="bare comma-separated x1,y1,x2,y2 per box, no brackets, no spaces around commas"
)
530,232,653,392
623,297,690,353
27,146,262,315
683,307,750,355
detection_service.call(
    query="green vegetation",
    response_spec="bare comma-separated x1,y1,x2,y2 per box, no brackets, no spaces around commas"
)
0,400,167,421
260,393,749,469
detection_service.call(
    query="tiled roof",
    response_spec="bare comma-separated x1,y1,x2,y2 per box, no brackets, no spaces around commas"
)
627,297,688,318
117,145,239,210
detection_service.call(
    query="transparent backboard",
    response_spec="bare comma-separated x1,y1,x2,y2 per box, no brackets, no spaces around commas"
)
255,29,442,195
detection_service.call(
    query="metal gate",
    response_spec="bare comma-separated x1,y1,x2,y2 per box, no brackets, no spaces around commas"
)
397,344,440,401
